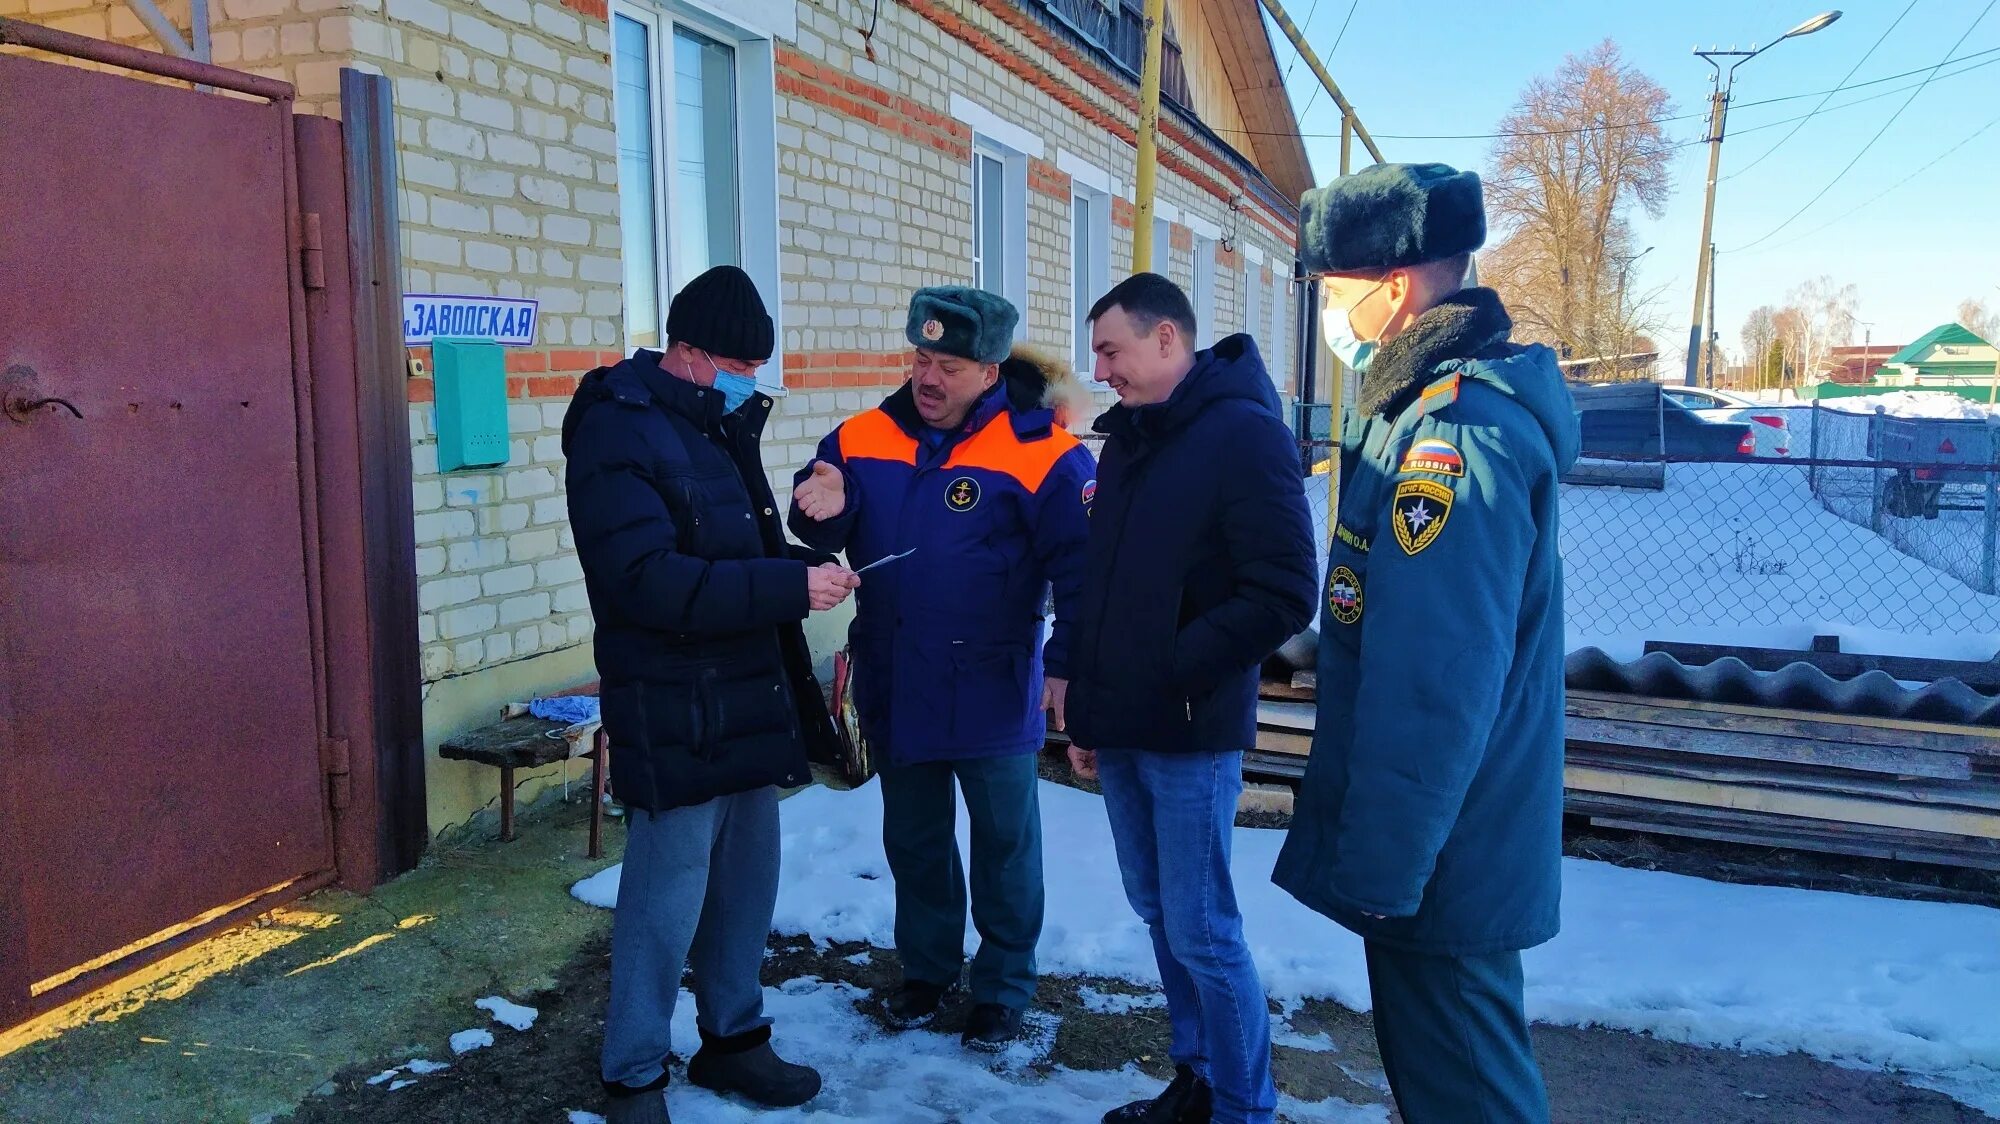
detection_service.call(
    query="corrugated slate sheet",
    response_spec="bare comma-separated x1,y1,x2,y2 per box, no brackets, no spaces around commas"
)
1565,648,2000,728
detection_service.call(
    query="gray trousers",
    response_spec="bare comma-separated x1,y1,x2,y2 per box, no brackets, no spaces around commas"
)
601,787,779,1092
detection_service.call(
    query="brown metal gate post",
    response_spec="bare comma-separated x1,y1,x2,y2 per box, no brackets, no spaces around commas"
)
341,69,428,879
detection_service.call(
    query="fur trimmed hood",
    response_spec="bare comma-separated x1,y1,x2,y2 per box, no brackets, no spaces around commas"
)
1000,344,1090,419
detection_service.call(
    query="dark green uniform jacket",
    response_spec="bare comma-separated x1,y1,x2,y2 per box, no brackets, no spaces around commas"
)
1273,288,1581,955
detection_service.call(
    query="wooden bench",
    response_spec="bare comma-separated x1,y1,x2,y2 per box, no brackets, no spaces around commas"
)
438,687,608,859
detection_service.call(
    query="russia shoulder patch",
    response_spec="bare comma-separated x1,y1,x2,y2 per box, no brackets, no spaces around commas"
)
1399,437,1464,477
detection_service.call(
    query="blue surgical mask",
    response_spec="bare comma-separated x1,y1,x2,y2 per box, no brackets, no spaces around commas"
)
698,349,757,412
1321,312,1376,373
1321,281,1387,372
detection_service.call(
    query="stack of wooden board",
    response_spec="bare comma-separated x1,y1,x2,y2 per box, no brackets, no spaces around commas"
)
1564,690,2000,869
1251,671,2000,870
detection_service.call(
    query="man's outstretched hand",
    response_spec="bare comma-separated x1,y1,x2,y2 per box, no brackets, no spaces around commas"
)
793,460,847,522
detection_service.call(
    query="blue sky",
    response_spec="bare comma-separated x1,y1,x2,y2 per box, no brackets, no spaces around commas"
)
1266,0,2000,360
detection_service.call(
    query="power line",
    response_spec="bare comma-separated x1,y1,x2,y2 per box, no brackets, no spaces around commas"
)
1722,0,1918,181
1278,0,1326,85
1733,109,2000,254
1296,0,1361,123
1204,49,2000,144
1727,0,1998,252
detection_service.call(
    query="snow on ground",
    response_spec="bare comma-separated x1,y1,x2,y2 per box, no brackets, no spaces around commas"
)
1561,461,2000,660
616,977,1385,1124
571,863,619,909
475,995,539,1032
1078,986,1167,1015
448,1028,495,1055
1821,391,1998,420
574,780,2000,1113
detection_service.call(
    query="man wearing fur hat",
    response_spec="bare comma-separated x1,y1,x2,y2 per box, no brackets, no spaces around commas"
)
1272,164,1580,1123
790,287,1096,1049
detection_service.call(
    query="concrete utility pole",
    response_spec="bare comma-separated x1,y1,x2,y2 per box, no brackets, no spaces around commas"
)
1129,0,1167,273
1682,11,1842,386
1704,243,1719,387
1990,285,2000,406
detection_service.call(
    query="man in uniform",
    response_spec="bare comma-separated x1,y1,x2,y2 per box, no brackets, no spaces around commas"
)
564,265,858,1123
1271,163,1581,1124
790,287,1095,1050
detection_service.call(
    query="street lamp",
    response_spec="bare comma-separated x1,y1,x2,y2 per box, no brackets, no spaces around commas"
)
1681,10,1843,387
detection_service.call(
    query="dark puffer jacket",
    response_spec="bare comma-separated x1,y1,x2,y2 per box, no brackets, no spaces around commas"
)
562,351,841,811
1066,334,1317,754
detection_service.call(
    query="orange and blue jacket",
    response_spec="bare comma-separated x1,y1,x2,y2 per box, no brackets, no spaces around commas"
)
789,377,1095,765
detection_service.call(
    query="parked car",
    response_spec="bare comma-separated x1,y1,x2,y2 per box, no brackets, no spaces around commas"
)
1571,382,1758,460
1660,386,1794,458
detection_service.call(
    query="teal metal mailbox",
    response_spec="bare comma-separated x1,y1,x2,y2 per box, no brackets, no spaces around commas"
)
433,338,510,471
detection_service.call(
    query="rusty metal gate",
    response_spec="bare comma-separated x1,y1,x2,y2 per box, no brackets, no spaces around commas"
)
0,25,396,1026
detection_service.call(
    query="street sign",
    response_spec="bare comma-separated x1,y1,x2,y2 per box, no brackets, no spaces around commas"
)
402,294,538,347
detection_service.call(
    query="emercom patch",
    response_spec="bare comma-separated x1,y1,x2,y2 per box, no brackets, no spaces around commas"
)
1392,479,1454,556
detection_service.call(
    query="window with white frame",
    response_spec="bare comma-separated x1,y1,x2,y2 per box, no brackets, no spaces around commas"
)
971,136,1028,321
612,2,783,386
1192,235,1216,350
1151,217,1171,277
1243,261,1261,341
1071,187,1109,373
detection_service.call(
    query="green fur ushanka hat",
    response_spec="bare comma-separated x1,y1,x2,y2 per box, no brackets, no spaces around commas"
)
1298,162,1487,275
905,286,1019,364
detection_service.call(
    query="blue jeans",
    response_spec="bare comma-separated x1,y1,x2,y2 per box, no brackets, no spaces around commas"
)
1097,749,1276,1124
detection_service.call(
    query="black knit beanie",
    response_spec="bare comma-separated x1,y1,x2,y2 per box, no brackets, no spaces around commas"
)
665,265,774,362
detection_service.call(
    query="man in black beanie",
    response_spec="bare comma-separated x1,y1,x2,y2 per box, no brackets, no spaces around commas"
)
563,265,859,1123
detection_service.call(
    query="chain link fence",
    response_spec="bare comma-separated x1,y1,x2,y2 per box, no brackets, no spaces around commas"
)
1805,402,2000,597
1283,400,2000,651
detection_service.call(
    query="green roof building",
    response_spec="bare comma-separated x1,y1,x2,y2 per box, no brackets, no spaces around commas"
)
1875,323,1999,387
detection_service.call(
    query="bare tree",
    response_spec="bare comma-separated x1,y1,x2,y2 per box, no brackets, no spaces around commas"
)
1958,297,2000,342
1485,41,1676,363
1777,277,1858,387
1741,305,1778,387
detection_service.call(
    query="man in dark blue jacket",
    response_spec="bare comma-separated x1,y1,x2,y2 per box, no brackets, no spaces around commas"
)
790,287,1094,1050
1067,272,1316,1124
563,266,859,1124
1271,163,1580,1124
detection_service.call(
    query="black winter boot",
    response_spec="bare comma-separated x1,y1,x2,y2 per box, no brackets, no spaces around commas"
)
1102,1064,1213,1123
881,979,953,1029
685,1025,821,1108
603,1088,670,1124
959,1003,1026,1051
